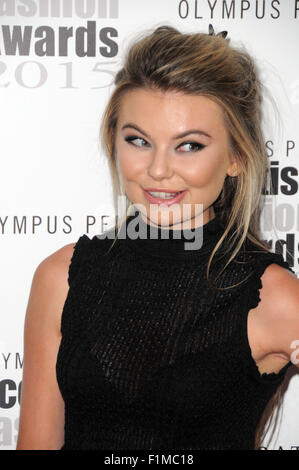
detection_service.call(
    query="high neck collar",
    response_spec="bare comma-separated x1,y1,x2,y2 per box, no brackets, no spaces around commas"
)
123,210,225,261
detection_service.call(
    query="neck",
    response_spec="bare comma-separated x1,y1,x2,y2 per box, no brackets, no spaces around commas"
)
124,208,225,262
138,207,216,232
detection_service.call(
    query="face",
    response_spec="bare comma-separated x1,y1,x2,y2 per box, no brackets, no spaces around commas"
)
115,87,239,229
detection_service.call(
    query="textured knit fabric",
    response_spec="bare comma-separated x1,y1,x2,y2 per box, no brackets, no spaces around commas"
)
56,210,296,450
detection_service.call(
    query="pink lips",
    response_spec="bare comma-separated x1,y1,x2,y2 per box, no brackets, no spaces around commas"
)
143,189,187,206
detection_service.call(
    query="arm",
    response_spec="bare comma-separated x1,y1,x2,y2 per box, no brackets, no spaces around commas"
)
258,264,299,369
16,242,75,450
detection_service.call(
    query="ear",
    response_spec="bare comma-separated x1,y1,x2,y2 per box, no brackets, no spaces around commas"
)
227,157,241,178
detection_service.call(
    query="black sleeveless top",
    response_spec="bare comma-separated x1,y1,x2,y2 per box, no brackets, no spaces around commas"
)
56,211,295,450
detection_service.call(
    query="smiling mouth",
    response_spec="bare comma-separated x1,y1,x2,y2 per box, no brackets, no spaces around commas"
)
143,189,187,206
147,190,183,199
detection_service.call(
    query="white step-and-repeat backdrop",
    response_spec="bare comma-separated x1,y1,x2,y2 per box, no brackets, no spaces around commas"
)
0,0,298,450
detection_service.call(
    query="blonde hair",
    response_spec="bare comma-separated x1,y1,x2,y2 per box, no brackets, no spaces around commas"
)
100,24,286,449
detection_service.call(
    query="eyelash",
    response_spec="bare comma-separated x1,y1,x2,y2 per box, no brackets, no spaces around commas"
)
124,135,206,153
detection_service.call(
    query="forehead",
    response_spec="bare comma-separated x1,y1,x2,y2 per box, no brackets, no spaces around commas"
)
117,87,226,135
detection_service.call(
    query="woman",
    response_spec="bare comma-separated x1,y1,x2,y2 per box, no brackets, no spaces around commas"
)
16,24,299,450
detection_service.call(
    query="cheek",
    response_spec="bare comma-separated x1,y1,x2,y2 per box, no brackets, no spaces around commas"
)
117,145,146,180
179,153,227,187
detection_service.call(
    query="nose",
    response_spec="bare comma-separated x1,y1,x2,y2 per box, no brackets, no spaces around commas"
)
147,147,173,180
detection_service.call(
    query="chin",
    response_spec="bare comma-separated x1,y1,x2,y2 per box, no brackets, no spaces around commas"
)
147,212,182,229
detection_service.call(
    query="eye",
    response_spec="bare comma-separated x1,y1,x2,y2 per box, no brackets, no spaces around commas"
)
124,135,150,148
177,141,206,153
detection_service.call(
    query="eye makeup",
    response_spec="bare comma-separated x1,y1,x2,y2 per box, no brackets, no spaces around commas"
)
124,135,206,153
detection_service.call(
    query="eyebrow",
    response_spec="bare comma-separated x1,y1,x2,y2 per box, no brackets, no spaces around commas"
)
121,123,212,139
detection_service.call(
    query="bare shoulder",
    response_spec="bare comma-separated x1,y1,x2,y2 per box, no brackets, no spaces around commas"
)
28,242,76,336
260,262,298,312
34,241,76,289
37,241,76,276
257,262,299,363
261,261,297,283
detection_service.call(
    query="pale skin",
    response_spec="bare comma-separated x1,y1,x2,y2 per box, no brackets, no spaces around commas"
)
16,88,299,449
